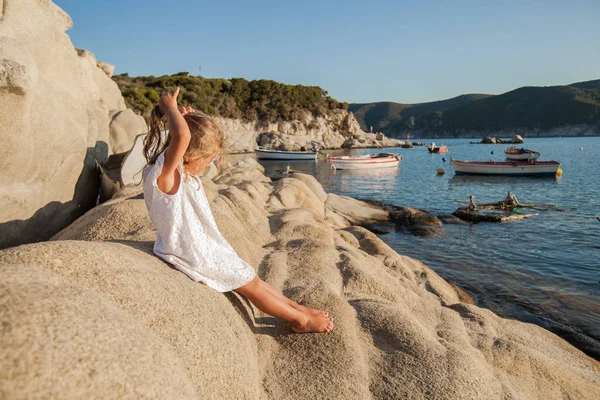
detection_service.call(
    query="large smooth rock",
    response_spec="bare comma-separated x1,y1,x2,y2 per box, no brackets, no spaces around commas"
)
512,134,524,143
0,0,140,249
391,206,444,236
325,194,389,226
109,109,147,153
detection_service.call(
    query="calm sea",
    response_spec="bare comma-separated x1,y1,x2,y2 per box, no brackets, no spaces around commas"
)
249,137,600,360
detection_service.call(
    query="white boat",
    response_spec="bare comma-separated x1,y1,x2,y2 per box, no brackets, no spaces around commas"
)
255,147,317,160
504,147,541,161
329,153,401,170
451,159,561,176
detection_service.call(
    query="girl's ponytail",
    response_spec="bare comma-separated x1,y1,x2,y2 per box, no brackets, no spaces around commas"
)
143,105,170,164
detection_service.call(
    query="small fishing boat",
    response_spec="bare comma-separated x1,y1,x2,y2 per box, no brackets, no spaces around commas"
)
329,153,401,170
255,147,318,160
451,159,561,176
504,146,541,161
427,142,448,153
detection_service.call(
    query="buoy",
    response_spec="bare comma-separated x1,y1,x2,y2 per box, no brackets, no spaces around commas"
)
491,150,494,155
437,168,445,175
441,157,447,162
556,168,563,176
579,147,583,151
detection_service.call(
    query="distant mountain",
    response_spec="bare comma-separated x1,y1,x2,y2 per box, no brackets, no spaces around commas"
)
349,79,600,138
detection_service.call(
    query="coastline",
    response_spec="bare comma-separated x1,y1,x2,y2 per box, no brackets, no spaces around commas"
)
2,157,599,397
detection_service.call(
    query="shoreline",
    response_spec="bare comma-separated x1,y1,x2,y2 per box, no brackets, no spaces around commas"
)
2,157,599,397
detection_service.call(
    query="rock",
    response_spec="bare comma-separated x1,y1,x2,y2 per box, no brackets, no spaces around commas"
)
1,161,598,399
287,173,328,202
325,194,389,226
109,109,147,154
438,214,472,225
219,110,383,153
0,1,147,249
202,162,219,180
481,137,497,144
96,61,115,77
512,134,524,143
0,262,198,399
390,206,444,236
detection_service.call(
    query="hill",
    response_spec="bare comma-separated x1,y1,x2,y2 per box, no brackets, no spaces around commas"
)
349,80,600,138
113,72,348,122
349,94,491,134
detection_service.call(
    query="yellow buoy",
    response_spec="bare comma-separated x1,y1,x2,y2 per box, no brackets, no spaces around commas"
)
556,168,563,176
437,168,445,175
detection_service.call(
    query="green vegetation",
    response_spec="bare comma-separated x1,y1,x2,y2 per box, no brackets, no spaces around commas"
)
349,80,600,137
113,72,347,122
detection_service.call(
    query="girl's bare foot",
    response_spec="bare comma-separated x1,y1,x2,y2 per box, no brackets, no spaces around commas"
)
291,313,334,333
290,303,329,317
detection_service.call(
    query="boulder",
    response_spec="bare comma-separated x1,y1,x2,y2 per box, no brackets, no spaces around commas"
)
109,109,147,154
391,206,444,236
512,134,524,143
325,194,389,226
0,0,145,249
96,61,115,77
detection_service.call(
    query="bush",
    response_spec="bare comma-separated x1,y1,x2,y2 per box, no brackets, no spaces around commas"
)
113,73,348,121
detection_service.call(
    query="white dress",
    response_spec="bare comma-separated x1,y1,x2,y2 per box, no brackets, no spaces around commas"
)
143,152,256,292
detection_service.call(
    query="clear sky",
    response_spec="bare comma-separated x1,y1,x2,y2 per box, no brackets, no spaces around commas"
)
54,0,599,104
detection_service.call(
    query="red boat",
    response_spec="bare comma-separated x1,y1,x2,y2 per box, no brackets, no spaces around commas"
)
427,143,448,153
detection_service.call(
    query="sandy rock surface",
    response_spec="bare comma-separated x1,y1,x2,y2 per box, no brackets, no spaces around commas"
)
109,109,147,154
0,0,143,249
1,158,598,399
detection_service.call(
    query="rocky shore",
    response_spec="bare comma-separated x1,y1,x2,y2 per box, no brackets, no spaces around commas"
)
219,112,404,154
2,159,599,398
1,1,599,398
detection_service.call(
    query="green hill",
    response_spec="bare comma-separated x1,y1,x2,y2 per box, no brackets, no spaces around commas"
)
113,72,347,122
349,94,491,134
349,80,600,137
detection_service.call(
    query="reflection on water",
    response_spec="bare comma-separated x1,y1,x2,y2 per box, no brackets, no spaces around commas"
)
450,174,563,185
236,137,600,360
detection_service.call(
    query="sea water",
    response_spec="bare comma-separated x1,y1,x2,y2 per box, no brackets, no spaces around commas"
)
252,136,600,360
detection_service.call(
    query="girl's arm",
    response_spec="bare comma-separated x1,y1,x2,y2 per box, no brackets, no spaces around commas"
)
156,87,191,194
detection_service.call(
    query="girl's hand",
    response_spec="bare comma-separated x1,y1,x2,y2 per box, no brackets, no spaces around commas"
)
158,87,180,114
179,105,195,116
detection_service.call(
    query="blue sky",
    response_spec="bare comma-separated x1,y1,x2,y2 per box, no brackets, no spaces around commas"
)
54,0,600,104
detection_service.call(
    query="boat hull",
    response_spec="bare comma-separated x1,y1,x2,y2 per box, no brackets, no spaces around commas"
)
428,146,448,153
329,155,400,170
451,160,561,176
255,149,317,160
504,147,541,161
505,152,541,161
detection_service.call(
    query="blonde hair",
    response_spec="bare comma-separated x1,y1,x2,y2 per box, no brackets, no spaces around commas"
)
143,107,227,175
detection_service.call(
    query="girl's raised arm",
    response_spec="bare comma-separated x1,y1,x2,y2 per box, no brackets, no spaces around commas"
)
156,87,191,194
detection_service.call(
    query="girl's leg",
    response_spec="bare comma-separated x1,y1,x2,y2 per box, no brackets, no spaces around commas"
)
235,276,333,333
260,279,329,317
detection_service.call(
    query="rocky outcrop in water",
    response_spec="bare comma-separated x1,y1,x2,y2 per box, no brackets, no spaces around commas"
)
476,134,524,144
1,159,598,399
0,0,145,249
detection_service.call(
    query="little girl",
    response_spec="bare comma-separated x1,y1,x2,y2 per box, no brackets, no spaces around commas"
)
142,88,333,333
